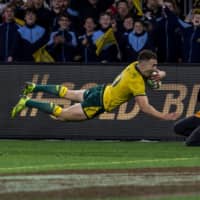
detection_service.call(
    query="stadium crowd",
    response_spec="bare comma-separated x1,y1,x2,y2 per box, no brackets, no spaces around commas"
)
0,0,199,63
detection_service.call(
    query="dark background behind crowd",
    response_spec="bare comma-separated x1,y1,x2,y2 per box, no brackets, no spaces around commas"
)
0,0,199,63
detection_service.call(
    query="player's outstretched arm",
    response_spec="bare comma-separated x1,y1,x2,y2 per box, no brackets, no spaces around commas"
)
135,95,180,120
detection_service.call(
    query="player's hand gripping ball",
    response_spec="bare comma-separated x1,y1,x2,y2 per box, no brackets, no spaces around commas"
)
147,71,162,89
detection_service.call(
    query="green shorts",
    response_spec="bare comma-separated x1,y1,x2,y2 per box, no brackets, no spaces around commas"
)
81,85,105,119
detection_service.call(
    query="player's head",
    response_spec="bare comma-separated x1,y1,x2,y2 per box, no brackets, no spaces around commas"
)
137,50,158,77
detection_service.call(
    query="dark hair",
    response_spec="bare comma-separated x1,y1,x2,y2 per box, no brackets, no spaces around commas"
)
138,50,157,61
99,12,112,19
123,14,134,21
116,0,128,8
3,4,15,13
134,19,145,26
25,8,37,15
58,13,70,21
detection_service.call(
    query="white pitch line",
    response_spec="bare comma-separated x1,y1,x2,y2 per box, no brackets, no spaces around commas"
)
0,157,198,172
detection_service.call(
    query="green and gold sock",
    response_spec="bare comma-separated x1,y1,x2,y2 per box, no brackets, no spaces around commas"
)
26,99,62,116
33,85,68,97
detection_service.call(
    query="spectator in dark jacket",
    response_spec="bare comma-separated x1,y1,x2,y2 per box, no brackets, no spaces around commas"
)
32,0,52,32
114,0,131,32
178,9,200,63
159,0,200,63
15,8,48,61
122,15,134,36
47,13,78,62
78,17,97,63
49,0,64,31
143,0,162,20
0,4,19,62
123,20,155,62
153,0,181,62
77,0,114,22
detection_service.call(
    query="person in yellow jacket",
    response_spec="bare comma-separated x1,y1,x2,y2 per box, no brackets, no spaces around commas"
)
11,49,179,121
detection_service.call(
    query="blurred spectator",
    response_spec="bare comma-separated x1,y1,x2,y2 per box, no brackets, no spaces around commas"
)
0,4,19,62
61,0,70,10
178,9,200,63
115,0,131,32
10,0,26,20
47,13,78,62
69,0,114,24
153,0,182,62
79,0,100,22
143,0,162,20
49,0,63,31
122,14,134,35
193,0,200,8
127,0,142,18
158,0,200,63
64,0,82,33
0,0,198,63
15,8,48,61
92,12,119,63
32,0,52,32
78,17,97,63
122,20,155,62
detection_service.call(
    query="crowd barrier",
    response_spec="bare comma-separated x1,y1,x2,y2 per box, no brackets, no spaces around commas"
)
1,63,200,140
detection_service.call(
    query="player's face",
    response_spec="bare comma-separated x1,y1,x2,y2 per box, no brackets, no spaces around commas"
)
143,58,158,77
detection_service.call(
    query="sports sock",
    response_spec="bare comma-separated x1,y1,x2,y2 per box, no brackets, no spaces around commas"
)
33,85,68,97
26,99,62,117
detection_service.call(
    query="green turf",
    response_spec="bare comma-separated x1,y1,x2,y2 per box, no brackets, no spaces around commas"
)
98,195,200,200
130,195,200,200
0,140,199,173
33,194,200,200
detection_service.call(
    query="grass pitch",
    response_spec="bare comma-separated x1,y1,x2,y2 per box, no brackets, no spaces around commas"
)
0,140,200,200
0,140,199,174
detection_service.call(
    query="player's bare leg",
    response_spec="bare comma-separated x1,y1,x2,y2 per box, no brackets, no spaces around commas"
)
55,103,87,121
23,82,85,102
64,89,85,102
